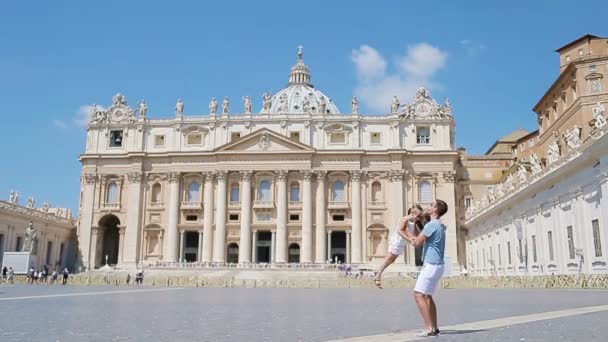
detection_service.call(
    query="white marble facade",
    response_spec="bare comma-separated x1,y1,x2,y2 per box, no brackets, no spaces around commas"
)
77,49,460,270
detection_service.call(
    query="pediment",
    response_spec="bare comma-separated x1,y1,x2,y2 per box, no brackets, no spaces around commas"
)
214,128,315,153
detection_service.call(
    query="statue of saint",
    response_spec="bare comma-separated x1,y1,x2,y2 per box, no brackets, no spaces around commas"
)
391,96,400,114
209,98,218,115
351,96,359,114
222,97,230,114
9,190,15,204
23,222,37,252
517,164,527,184
243,96,252,114
530,154,542,175
112,93,127,106
262,92,272,111
138,100,148,118
278,93,289,113
42,202,50,212
547,141,561,164
318,96,327,114
564,126,582,150
175,99,184,117
592,102,606,129
495,183,504,198
27,197,35,209
302,96,311,113
505,174,515,191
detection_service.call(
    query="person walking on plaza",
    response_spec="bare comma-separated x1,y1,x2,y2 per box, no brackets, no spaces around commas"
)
1,266,7,283
374,205,426,289
62,268,69,285
51,270,58,285
410,199,448,337
8,267,14,284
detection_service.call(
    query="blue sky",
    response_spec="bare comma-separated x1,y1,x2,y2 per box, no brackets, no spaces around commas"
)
1,1,606,214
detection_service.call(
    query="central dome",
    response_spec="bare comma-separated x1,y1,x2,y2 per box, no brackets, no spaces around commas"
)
260,47,340,115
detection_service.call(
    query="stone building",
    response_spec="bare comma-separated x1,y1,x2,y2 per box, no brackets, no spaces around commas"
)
464,34,608,276
77,48,461,271
0,194,75,270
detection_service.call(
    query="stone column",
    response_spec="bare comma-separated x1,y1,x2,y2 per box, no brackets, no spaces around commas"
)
213,171,228,262
81,173,97,270
327,230,332,262
118,226,126,264
301,170,313,263
346,231,351,264
315,171,327,263
439,172,458,274
179,230,185,263
271,230,276,263
124,171,144,265
275,170,288,263
239,171,253,263
202,173,215,263
198,230,204,262
89,226,99,268
167,172,181,263
350,171,362,263
361,174,368,262
251,231,257,263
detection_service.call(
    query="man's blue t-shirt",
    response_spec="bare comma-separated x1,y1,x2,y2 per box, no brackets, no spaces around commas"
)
421,219,446,265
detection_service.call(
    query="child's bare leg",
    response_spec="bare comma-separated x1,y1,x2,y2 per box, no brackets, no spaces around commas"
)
375,253,398,280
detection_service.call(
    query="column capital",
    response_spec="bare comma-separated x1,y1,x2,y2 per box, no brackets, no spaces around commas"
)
197,230,204,234
302,170,314,181
240,170,253,182
204,172,215,183
167,172,180,183
315,171,327,181
118,226,126,235
443,171,456,183
350,170,362,182
83,173,97,184
216,171,228,182
127,172,144,183
275,170,288,181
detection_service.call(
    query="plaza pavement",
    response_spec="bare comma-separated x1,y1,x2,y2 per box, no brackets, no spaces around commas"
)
1,285,607,341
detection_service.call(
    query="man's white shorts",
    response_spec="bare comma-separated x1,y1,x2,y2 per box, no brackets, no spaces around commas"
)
414,263,445,295
387,232,407,256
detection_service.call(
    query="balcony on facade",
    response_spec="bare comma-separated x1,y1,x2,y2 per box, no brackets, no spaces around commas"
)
253,200,274,209
100,202,120,211
288,201,302,209
369,201,386,209
228,200,241,209
181,201,202,210
147,202,164,210
327,201,349,210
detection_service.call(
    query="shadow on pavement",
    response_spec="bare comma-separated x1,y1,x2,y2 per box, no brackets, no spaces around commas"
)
439,329,486,335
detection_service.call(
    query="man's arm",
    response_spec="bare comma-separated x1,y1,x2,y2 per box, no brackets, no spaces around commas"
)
412,223,435,247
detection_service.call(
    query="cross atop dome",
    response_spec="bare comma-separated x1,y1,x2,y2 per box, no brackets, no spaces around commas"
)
289,45,312,86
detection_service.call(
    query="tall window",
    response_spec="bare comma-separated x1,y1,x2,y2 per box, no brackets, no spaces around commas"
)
518,239,523,263
187,182,200,202
483,249,486,268
547,231,554,261
371,182,382,202
416,126,430,144
498,244,502,265
419,180,432,204
531,235,537,263
258,180,271,201
592,219,602,257
566,226,575,259
59,243,65,265
151,183,162,203
106,181,119,204
289,182,300,202
230,183,240,203
332,180,345,201
476,250,480,268
507,241,512,265
465,197,472,209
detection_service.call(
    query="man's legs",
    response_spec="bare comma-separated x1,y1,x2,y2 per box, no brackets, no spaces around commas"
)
427,296,438,331
414,291,434,332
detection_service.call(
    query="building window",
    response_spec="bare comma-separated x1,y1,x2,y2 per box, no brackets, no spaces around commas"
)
531,235,537,263
465,197,472,209
370,132,381,144
330,132,346,144
507,241,512,265
476,250,480,269
332,180,345,201
483,249,486,268
498,244,502,265
16,237,23,251
109,130,123,147
186,215,198,222
592,219,602,257
289,182,300,202
229,214,239,222
567,226,575,259
257,212,272,222
154,135,165,147
46,241,53,265
151,183,162,203
59,243,65,265
258,180,272,201
332,214,345,222
187,133,202,145
231,132,241,142
106,181,119,204
591,79,602,93
289,214,300,222
547,231,554,261
416,127,430,144
518,239,523,263
289,131,301,142
371,182,382,202
578,49,584,57
187,182,200,202
565,55,571,63
418,180,432,204
230,183,240,203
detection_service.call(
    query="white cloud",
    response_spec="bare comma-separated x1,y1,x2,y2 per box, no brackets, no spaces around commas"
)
460,39,485,56
53,120,67,129
74,104,105,128
351,43,448,113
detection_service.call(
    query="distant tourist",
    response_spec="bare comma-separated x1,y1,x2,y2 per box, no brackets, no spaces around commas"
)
1,266,7,283
135,270,144,285
8,267,14,284
62,268,69,285
27,267,34,284
126,274,131,285
409,199,448,337
51,270,59,284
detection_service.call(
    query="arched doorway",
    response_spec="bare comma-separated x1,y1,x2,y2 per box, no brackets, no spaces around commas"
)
288,243,300,263
227,243,239,263
330,231,346,263
256,231,272,263
98,214,120,266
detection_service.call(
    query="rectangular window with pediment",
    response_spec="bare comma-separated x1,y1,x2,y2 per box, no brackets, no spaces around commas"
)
154,135,165,147
370,132,381,145
289,131,301,143
330,132,346,144
109,130,123,147
187,133,202,146
416,126,430,144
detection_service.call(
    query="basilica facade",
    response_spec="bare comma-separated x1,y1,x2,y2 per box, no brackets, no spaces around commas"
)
77,49,460,271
